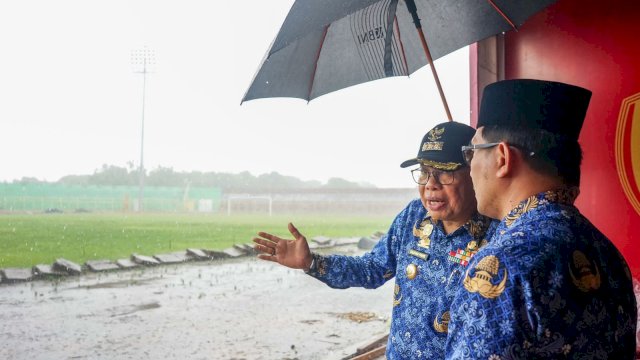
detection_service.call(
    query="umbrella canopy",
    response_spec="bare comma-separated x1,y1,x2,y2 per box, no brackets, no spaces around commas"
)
242,0,556,106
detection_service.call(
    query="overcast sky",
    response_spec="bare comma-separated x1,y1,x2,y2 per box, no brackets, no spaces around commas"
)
0,0,470,188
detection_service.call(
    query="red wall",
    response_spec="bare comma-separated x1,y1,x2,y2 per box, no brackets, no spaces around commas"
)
501,0,640,276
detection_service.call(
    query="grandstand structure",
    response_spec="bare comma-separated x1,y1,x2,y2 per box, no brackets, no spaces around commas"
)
224,188,416,216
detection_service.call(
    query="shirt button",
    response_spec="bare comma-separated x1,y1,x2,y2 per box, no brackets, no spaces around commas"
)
406,264,418,280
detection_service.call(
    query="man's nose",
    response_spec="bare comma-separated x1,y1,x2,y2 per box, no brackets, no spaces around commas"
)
424,172,441,189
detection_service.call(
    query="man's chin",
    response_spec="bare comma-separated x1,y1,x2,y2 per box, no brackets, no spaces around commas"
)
428,212,446,221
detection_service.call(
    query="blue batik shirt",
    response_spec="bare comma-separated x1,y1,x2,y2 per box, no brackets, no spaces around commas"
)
306,199,497,359
445,188,637,360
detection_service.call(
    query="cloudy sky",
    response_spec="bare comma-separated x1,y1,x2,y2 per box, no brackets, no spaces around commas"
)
0,0,470,188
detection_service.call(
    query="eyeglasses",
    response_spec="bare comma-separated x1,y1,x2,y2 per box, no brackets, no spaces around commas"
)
411,167,455,185
461,142,501,165
461,142,536,165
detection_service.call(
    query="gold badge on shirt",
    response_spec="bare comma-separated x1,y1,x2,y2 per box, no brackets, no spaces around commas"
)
413,219,433,249
393,284,402,307
433,311,450,333
569,250,601,292
463,255,507,299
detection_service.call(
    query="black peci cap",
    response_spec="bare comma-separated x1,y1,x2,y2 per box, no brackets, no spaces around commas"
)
400,121,476,171
478,79,592,140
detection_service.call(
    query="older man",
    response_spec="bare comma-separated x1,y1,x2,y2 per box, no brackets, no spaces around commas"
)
446,79,637,359
254,121,497,359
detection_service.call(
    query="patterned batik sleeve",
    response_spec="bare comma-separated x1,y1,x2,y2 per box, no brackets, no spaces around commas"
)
305,201,417,289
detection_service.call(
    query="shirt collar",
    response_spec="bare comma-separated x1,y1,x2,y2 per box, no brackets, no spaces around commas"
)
503,186,579,227
419,212,493,238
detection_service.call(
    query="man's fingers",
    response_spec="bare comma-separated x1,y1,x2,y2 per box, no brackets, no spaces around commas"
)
257,254,278,262
257,231,281,243
253,237,278,249
288,222,306,241
253,243,275,255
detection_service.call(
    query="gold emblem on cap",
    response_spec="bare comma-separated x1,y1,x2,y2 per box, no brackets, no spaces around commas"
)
569,250,601,292
463,255,507,299
427,126,445,141
433,311,450,333
422,127,445,151
422,142,444,151
406,264,418,280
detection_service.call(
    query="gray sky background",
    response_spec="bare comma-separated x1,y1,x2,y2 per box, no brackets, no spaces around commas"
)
0,0,470,188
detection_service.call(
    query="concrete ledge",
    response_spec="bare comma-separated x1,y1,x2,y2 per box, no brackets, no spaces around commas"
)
154,253,187,264
54,258,82,275
131,254,160,266
223,247,246,258
116,258,139,269
33,264,67,277
186,248,210,260
86,260,120,272
242,243,258,255
1,268,33,282
357,237,379,250
233,243,255,255
311,236,333,246
334,237,360,246
202,249,230,260
1,232,386,286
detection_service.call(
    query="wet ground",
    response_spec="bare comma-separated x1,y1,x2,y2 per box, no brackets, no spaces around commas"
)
0,247,392,360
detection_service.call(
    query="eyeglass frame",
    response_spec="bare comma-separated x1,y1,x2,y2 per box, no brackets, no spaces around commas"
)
461,142,501,165
461,142,535,165
410,167,457,185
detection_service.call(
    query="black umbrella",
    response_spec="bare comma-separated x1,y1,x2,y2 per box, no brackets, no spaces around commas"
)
242,0,556,121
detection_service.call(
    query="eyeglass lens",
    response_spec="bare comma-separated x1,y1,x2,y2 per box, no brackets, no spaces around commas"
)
412,168,454,185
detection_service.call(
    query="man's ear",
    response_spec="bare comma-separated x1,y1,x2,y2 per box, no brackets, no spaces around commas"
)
495,142,512,178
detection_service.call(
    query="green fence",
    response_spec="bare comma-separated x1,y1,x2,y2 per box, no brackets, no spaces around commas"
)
0,184,222,213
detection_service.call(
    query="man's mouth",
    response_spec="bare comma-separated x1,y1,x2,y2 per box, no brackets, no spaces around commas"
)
426,198,446,211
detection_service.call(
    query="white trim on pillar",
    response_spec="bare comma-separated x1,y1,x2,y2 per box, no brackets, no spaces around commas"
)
470,34,505,127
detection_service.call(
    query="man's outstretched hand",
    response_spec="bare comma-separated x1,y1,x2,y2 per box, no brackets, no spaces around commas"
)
253,223,313,271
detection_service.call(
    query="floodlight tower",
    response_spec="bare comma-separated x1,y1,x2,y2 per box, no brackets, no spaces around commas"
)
131,47,155,212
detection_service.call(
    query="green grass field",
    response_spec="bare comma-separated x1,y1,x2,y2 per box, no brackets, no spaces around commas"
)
0,212,391,268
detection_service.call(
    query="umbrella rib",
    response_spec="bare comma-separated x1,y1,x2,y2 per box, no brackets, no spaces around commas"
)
362,4,380,79
394,15,409,76
486,0,517,30
307,25,330,101
374,0,387,78
350,13,374,80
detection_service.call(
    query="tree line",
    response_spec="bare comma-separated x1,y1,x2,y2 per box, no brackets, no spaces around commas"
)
13,165,374,191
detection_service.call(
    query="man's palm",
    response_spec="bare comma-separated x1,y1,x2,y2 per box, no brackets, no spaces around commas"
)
253,223,313,270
